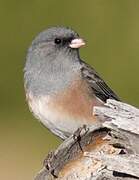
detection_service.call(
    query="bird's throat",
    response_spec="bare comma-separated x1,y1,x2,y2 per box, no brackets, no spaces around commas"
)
24,52,81,96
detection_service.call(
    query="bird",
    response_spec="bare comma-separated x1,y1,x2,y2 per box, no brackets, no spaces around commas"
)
24,26,119,140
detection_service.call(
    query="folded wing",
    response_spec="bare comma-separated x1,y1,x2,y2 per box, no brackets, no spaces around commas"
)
80,60,120,102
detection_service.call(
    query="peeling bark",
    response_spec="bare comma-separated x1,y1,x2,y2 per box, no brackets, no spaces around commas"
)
35,100,139,180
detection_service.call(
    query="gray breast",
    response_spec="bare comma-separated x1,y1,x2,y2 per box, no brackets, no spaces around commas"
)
24,47,81,96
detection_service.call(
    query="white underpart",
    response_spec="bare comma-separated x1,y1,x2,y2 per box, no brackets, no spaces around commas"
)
27,93,83,139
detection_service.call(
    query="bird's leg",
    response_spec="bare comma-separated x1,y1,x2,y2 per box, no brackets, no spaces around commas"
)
73,124,89,152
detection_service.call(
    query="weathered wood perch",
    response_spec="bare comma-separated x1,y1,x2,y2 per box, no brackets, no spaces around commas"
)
34,99,139,180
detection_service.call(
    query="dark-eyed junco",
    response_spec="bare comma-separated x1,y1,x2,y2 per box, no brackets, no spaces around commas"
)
24,26,119,139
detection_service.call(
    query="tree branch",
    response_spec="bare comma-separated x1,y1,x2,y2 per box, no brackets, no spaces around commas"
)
34,100,139,180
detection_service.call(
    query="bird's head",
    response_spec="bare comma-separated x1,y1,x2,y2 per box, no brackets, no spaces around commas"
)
29,26,85,59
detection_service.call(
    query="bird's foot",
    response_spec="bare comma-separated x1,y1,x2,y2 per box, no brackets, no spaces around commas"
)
73,124,89,152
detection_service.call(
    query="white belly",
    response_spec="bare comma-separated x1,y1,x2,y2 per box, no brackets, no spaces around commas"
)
27,93,83,139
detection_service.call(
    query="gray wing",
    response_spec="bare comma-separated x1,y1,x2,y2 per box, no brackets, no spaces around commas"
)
80,60,120,102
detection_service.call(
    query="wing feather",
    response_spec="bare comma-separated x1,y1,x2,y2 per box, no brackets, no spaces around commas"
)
80,60,120,102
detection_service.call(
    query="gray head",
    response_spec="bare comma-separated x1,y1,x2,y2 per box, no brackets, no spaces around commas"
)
24,26,85,96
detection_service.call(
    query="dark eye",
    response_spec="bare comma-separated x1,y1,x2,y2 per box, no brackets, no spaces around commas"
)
54,38,62,44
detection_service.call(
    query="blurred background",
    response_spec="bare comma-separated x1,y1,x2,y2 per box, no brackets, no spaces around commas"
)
0,0,139,179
